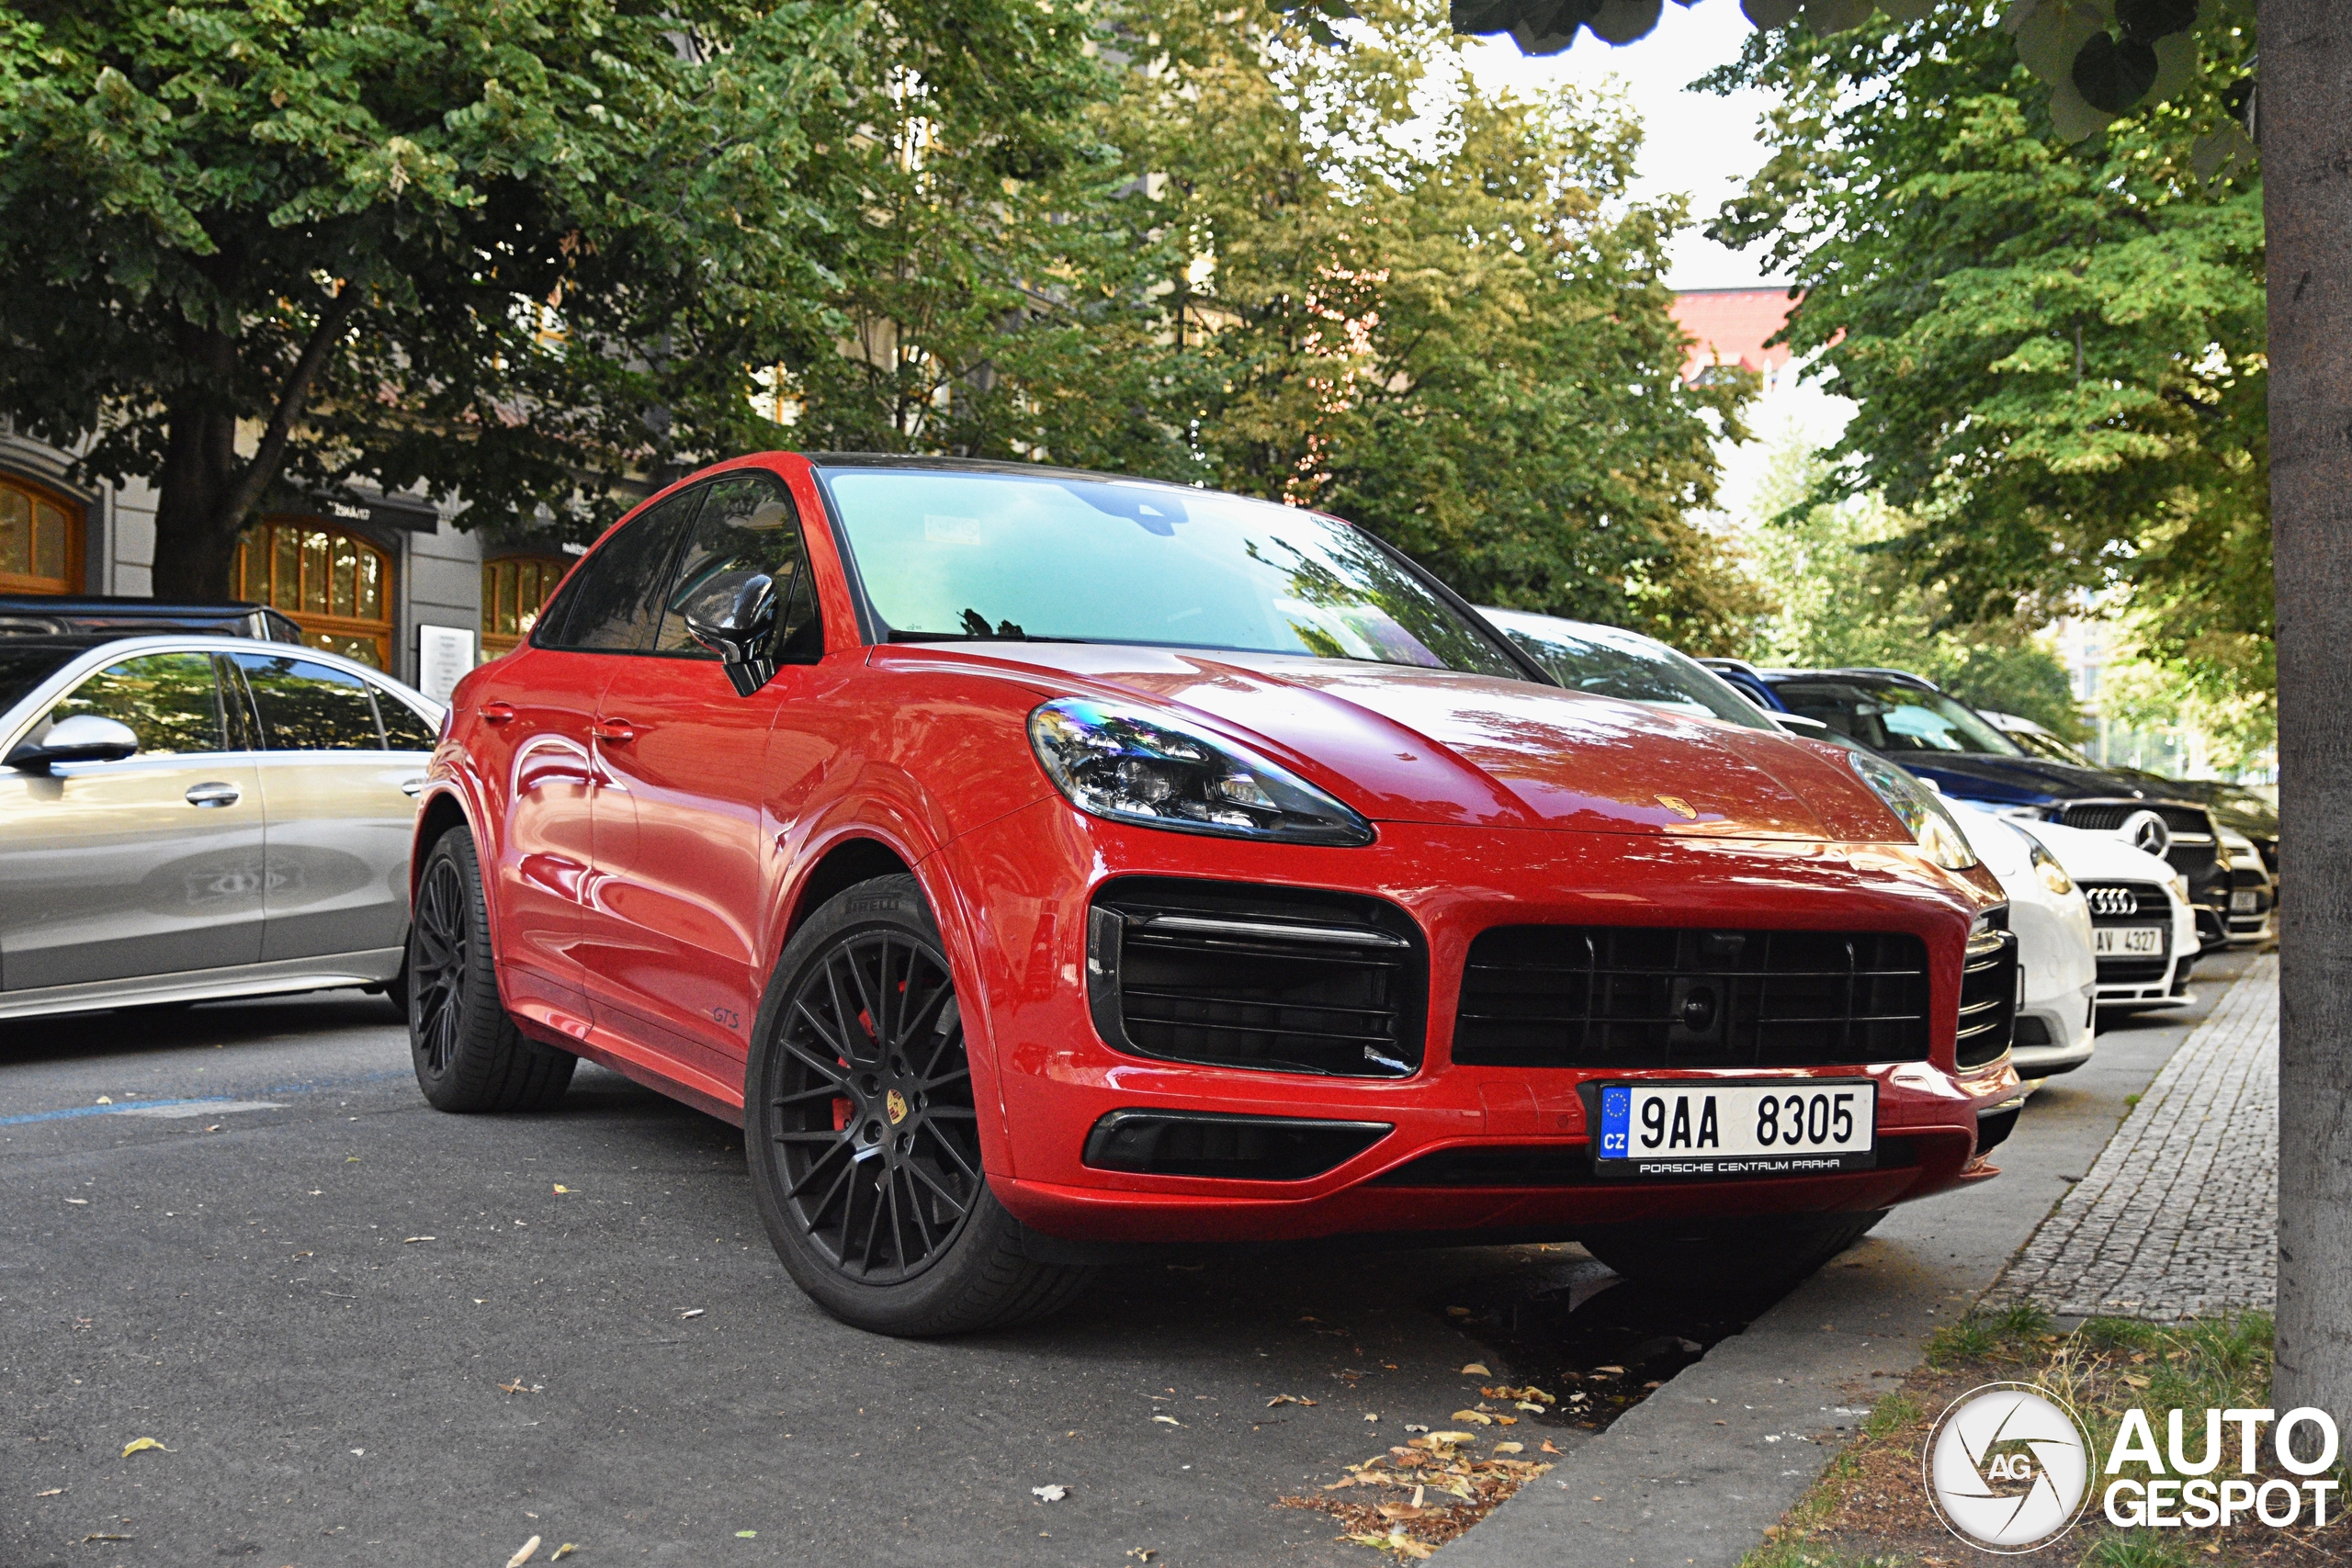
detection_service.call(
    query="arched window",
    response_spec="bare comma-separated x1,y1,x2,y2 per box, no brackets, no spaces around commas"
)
481,555,571,657
0,475,84,595
233,518,394,669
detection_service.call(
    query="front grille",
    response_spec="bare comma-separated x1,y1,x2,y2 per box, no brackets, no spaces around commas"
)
2060,802,2213,837
1956,921,2018,1069
1452,926,1932,1070
2082,879,2173,982
1086,877,1428,1077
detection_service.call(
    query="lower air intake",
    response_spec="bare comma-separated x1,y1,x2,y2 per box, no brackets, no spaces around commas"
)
1086,877,1429,1077
1081,1110,1391,1180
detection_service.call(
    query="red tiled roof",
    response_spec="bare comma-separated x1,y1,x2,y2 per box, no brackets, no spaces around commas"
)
1669,288,1802,382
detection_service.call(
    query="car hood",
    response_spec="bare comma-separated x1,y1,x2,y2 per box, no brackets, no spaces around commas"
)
2018,819,2177,886
1907,752,2172,807
888,643,1911,840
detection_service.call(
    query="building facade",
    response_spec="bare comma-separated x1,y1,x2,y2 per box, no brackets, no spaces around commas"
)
0,426,582,700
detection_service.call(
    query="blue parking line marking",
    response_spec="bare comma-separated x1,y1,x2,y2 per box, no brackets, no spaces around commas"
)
1,1067,411,1128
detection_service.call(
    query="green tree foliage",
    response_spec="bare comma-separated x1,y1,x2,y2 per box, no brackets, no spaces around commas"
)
1739,430,2088,739
1114,0,1760,649
1702,4,2269,738
0,0,1102,593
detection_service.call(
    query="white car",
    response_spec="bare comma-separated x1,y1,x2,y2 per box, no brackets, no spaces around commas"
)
1948,801,2098,1077
2011,818,2199,1011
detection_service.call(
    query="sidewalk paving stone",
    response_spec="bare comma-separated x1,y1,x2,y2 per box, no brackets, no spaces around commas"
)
1986,952,2277,1321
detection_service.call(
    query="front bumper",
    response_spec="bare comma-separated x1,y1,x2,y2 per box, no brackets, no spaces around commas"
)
940,801,2018,1245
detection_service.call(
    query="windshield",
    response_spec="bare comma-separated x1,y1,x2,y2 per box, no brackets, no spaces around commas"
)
0,644,81,716
1772,678,2022,757
817,468,1522,677
1483,609,1775,730
2008,727,2096,767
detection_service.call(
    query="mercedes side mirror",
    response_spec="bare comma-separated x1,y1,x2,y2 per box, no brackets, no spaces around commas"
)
682,570,779,697
6,714,140,773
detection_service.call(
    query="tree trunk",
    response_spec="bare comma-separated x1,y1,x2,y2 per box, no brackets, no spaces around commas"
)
147,401,246,602
2263,0,2352,1438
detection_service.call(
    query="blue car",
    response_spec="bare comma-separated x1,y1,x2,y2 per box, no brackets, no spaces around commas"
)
1700,661,2228,950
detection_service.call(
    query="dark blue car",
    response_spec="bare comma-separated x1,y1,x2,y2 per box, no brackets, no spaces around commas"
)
1702,661,2229,948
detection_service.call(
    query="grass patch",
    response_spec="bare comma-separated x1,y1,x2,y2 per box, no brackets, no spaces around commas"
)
1735,1309,2345,1568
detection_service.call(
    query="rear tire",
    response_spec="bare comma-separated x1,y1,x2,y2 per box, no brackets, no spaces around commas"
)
1580,1210,1887,1293
407,827,574,1113
745,874,1092,1337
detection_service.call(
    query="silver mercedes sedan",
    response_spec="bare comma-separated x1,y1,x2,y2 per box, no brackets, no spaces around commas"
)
0,635,443,1020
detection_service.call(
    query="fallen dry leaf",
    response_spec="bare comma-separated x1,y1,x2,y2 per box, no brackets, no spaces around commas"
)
1493,1442,1524,1455
82,1533,131,1543
35,1487,63,1497
553,1185,570,1194
1514,1402,1546,1414
1593,1365,1625,1375
1151,1414,1184,1427
63,1198,88,1205
1033,1483,1069,1503
1363,1413,1380,1422
1541,1440,1560,1455
95,1096,112,1105
1458,1363,1490,1377
120,1437,169,1458
403,1235,435,1244
2120,1373,2151,1389
1402,1424,1430,1434
550,1548,578,1562
1267,1394,1317,1408
506,1535,542,1567
679,1308,706,1319
1450,1411,1494,1427
498,1380,533,1396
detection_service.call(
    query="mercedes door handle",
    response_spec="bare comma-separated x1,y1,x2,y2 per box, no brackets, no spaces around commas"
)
400,776,426,798
594,717,640,744
185,782,242,808
481,701,516,725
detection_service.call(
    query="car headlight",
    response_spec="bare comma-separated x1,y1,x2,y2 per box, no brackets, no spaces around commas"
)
1027,697,1375,847
1846,750,1979,871
2025,834,2075,897
2167,871,2192,908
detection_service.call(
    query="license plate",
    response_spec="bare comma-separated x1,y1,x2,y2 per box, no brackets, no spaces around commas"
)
2095,926,2165,956
2231,890,2258,912
1593,1080,1876,1179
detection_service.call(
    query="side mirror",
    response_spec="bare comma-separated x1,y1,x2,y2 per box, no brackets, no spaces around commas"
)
6,714,140,773
681,570,778,697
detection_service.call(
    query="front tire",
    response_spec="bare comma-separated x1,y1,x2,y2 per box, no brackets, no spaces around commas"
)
1580,1210,1887,1293
407,828,575,1113
745,874,1092,1336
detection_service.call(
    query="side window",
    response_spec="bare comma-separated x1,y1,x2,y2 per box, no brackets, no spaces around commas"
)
652,472,822,661
48,652,225,756
232,655,386,751
374,687,439,750
540,487,703,652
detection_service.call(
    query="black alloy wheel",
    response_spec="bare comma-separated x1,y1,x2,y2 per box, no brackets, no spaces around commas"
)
411,852,469,1077
747,875,1093,1336
769,922,982,1282
406,828,576,1113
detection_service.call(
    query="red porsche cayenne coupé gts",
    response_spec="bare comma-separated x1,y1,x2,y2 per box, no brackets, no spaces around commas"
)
408,453,2022,1335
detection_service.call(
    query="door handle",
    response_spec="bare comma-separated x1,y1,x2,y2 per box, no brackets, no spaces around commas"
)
594,717,639,744
400,776,426,798
481,701,516,725
186,782,242,808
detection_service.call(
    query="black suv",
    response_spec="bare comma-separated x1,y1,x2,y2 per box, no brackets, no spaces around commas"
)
1704,661,2229,947
0,596,304,643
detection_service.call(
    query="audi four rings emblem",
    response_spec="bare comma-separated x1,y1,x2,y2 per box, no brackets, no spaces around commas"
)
2120,808,2172,857
2086,886,2140,917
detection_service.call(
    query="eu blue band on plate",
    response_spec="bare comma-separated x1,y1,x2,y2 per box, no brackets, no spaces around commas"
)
1599,1086,1632,1159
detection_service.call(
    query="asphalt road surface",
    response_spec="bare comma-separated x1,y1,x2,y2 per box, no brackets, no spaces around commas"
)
4,994,1629,1568
2,983,2230,1568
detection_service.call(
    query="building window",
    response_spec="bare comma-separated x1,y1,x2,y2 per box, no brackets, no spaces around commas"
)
0,475,83,595
232,518,394,669
481,556,571,657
